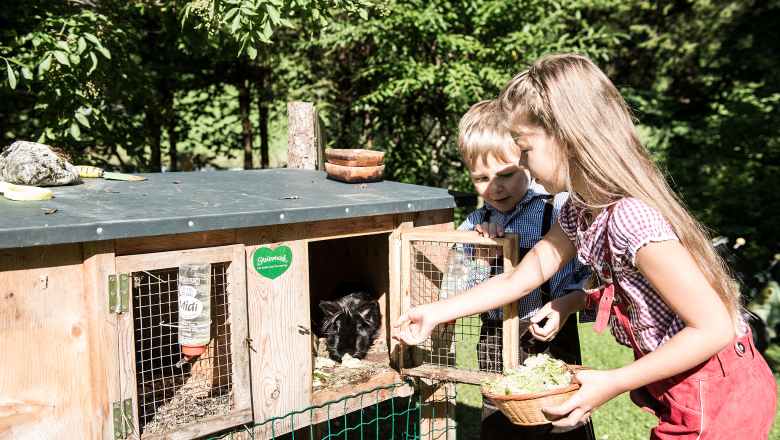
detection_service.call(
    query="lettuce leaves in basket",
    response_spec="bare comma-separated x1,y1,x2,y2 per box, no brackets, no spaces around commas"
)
481,354,572,395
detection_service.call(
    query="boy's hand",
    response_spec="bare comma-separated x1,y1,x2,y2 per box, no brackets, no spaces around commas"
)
475,222,504,238
529,290,586,341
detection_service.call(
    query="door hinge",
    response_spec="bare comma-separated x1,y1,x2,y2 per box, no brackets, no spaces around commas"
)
108,273,130,314
112,399,134,438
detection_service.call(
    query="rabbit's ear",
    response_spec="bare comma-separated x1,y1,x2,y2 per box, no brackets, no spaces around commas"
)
355,300,378,321
320,300,343,317
320,301,343,332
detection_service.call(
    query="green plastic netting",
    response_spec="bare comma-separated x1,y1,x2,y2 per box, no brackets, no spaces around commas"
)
205,380,456,440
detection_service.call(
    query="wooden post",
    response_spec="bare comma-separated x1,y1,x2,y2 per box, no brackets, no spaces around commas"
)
314,108,327,171
287,102,316,170
82,241,120,440
420,380,456,440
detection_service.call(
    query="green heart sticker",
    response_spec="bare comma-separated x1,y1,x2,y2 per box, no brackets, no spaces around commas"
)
253,245,293,279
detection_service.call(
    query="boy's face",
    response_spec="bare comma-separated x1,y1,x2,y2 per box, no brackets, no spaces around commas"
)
469,151,531,213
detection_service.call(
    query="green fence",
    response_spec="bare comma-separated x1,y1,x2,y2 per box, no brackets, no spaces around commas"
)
205,380,457,440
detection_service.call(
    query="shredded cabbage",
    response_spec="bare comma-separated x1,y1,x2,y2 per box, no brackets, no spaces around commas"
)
481,354,572,395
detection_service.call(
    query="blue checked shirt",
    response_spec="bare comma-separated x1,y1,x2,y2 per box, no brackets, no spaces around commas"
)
457,181,593,321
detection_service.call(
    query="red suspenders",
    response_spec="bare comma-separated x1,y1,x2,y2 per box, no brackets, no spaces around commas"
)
583,206,645,358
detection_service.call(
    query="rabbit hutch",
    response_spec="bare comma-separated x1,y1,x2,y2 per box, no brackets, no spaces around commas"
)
0,103,523,440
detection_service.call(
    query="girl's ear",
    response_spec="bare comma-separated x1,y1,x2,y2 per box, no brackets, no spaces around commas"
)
566,144,578,159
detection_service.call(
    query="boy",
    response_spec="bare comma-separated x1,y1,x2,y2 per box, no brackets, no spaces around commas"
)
456,100,594,440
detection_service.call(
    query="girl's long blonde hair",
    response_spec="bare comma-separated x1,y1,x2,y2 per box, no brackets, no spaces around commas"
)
499,53,743,333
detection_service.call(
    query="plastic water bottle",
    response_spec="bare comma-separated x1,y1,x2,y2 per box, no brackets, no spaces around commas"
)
439,248,482,337
178,262,212,362
439,248,479,300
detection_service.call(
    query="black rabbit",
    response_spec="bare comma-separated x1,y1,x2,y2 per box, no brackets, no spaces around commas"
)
318,282,381,363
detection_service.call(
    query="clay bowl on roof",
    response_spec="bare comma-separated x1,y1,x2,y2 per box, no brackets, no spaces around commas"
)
325,149,385,167
325,163,385,183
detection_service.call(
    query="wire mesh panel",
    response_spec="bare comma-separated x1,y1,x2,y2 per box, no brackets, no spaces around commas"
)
131,263,234,436
399,230,519,384
195,380,456,440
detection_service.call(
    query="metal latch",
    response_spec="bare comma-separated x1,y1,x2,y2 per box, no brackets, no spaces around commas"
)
108,274,130,314
112,399,134,438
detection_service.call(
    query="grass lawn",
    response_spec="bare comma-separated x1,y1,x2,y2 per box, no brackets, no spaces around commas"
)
456,322,780,440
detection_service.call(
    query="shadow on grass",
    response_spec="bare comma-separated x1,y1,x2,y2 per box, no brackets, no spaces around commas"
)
456,383,483,440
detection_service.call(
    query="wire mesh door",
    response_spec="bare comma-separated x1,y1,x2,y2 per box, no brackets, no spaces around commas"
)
398,230,519,385
115,245,251,440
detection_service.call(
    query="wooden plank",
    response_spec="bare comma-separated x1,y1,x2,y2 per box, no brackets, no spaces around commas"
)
141,408,253,440
502,234,520,372
82,241,119,440
114,229,236,256
228,245,252,413
308,371,413,425
0,244,94,439
117,272,140,440
411,208,454,230
305,214,394,242
115,245,236,273
402,366,497,386
287,102,316,170
237,224,312,439
420,381,456,440
399,228,512,245
389,213,414,369
400,229,412,370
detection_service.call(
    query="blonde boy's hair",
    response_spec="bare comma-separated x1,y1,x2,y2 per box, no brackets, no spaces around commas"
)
457,100,518,170
499,53,743,333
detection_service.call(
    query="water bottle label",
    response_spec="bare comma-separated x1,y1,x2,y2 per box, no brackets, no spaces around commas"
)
179,297,203,319
179,285,197,297
179,275,201,285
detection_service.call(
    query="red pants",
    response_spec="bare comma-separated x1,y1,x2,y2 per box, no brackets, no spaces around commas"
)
631,331,777,439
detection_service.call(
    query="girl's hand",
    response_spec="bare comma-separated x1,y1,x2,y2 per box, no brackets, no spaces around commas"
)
392,303,440,345
543,369,624,426
475,222,504,238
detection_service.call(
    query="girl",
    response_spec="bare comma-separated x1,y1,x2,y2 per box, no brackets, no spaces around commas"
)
393,53,777,439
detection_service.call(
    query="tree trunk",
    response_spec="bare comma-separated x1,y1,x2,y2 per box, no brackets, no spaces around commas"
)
165,90,178,172
257,68,270,169
149,110,162,172
238,79,253,169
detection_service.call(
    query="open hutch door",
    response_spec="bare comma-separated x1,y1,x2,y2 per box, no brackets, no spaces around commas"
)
392,229,520,385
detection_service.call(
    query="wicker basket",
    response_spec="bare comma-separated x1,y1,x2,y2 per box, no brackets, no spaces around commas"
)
481,365,589,426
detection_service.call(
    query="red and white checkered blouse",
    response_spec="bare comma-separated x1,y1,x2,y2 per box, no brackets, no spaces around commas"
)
558,197,684,353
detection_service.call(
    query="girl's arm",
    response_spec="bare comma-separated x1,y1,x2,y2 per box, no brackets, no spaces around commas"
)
544,239,735,426
392,223,577,345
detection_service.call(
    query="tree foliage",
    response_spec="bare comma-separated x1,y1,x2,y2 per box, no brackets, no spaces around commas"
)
1,0,778,261
181,0,377,58
1,0,152,165
305,0,624,191
603,0,780,259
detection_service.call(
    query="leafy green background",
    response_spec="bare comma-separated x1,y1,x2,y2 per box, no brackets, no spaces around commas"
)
3,0,776,262
1,0,779,435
